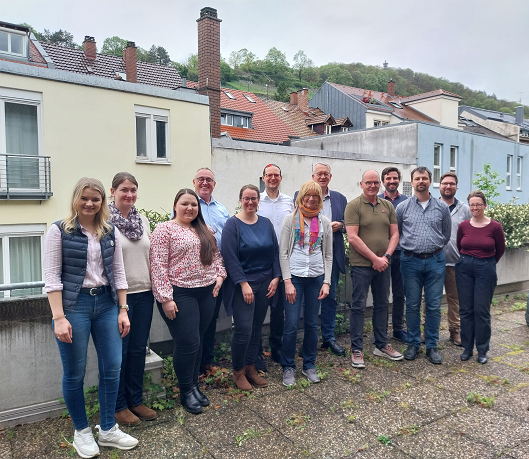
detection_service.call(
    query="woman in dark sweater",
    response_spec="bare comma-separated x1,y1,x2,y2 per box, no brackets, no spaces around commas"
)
456,190,505,364
221,184,281,390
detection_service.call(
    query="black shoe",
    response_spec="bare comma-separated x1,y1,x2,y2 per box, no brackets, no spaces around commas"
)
426,348,442,365
404,345,420,360
477,353,488,364
460,350,472,361
322,340,346,356
192,386,210,407
271,348,282,363
180,389,203,414
255,354,267,372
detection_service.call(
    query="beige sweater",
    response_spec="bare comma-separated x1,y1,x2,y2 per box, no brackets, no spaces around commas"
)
117,214,152,294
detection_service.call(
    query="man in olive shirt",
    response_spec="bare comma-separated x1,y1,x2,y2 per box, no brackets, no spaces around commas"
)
345,170,403,369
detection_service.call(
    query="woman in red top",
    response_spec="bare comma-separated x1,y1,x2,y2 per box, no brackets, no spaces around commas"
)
456,190,505,364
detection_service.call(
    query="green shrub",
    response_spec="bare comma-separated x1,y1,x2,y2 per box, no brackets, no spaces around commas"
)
486,203,529,249
139,209,170,232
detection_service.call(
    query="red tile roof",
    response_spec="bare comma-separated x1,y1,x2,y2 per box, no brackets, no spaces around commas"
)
40,43,182,89
327,82,439,123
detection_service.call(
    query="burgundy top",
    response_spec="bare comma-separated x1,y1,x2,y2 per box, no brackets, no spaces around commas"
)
456,219,506,262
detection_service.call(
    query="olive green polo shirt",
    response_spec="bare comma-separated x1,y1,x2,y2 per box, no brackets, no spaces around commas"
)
344,194,397,267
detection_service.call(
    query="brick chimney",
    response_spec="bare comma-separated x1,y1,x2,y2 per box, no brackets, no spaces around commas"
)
197,7,222,139
297,88,309,113
83,36,96,60
123,41,137,83
290,91,298,106
387,79,395,97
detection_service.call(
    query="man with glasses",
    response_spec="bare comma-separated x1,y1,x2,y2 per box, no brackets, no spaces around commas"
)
257,164,295,364
396,167,451,364
295,163,348,356
379,167,409,343
193,168,230,375
345,170,403,368
439,172,471,346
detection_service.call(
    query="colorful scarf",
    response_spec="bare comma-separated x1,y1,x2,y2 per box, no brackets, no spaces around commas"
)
108,201,144,241
293,205,321,253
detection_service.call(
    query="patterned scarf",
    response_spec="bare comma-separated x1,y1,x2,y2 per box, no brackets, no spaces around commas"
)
108,201,144,241
293,205,321,253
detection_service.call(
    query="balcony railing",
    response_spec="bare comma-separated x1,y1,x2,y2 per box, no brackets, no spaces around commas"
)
0,154,52,200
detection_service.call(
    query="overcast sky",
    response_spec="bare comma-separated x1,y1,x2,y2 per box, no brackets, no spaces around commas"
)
4,0,528,104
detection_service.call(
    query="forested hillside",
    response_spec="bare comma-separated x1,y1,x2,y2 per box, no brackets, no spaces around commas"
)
22,24,528,117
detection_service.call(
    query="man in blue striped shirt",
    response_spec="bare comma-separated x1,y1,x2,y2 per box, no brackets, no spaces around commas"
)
396,166,451,364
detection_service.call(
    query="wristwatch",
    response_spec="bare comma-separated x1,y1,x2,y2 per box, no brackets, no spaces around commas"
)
384,253,391,262
119,304,129,311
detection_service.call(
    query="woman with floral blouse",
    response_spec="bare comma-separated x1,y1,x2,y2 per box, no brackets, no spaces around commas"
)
150,189,226,414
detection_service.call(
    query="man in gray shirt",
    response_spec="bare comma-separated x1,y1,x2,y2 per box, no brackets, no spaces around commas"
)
439,172,471,346
396,166,451,364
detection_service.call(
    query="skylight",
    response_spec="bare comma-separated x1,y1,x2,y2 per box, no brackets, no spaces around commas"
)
244,94,256,103
281,106,289,112
388,101,403,109
224,91,236,100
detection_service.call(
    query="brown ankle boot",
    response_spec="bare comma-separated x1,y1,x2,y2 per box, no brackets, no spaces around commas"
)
115,408,140,426
449,329,462,346
233,368,253,391
130,403,157,421
245,364,268,387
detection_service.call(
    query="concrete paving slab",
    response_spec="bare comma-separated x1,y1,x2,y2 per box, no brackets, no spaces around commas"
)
508,440,529,459
492,385,529,419
351,444,412,458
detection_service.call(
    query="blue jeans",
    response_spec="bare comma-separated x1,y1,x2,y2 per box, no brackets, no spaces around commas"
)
349,266,390,351
281,275,323,370
390,251,406,331
320,259,341,342
54,292,122,431
455,255,497,354
231,276,272,370
116,290,154,412
400,251,446,349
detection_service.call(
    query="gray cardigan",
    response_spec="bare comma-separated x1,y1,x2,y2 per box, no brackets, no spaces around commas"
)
279,212,333,285
443,199,472,266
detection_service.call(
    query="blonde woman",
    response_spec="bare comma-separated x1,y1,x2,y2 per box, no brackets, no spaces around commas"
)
44,178,138,458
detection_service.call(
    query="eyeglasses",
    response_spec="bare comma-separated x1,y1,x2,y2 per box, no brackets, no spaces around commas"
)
305,194,320,200
364,181,380,187
195,177,214,184
469,203,485,208
242,197,259,203
314,172,330,178
440,182,457,187
265,173,280,178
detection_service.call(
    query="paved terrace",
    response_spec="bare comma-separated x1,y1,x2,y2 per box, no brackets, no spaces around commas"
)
1,295,528,459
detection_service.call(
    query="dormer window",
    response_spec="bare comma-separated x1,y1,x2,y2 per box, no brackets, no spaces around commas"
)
221,109,253,129
0,27,27,57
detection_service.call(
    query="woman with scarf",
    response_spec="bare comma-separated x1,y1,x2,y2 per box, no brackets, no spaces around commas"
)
221,184,281,391
109,172,157,426
279,181,333,387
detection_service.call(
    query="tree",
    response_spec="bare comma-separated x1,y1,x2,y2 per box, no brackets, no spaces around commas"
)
293,50,314,82
101,36,128,57
220,60,234,84
263,47,290,82
38,29,78,48
472,162,505,207
274,81,290,102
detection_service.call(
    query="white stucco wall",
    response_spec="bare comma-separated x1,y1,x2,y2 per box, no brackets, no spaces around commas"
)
405,96,461,129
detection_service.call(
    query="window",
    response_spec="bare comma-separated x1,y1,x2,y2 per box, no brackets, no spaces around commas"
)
221,113,251,128
373,120,389,127
0,87,47,195
324,125,331,135
388,101,403,109
0,224,45,298
506,155,512,189
135,106,170,163
433,144,442,186
0,27,27,57
243,94,256,103
402,181,412,196
516,156,522,191
450,146,457,173
223,91,236,100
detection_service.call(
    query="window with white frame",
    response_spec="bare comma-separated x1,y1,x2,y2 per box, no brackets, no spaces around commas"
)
516,156,522,190
0,87,43,191
506,155,512,189
221,113,251,128
0,224,45,298
433,144,442,186
373,120,389,127
450,146,457,173
324,125,331,134
0,27,27,58
135,106,170,163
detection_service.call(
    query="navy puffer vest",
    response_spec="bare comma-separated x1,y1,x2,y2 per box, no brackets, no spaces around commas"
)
54,220,117,309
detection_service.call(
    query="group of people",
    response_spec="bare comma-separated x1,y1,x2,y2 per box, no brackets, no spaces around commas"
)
44,162,505,459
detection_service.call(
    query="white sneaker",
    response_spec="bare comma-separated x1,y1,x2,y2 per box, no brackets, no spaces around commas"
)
73,426,100,458
96,423,138,450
